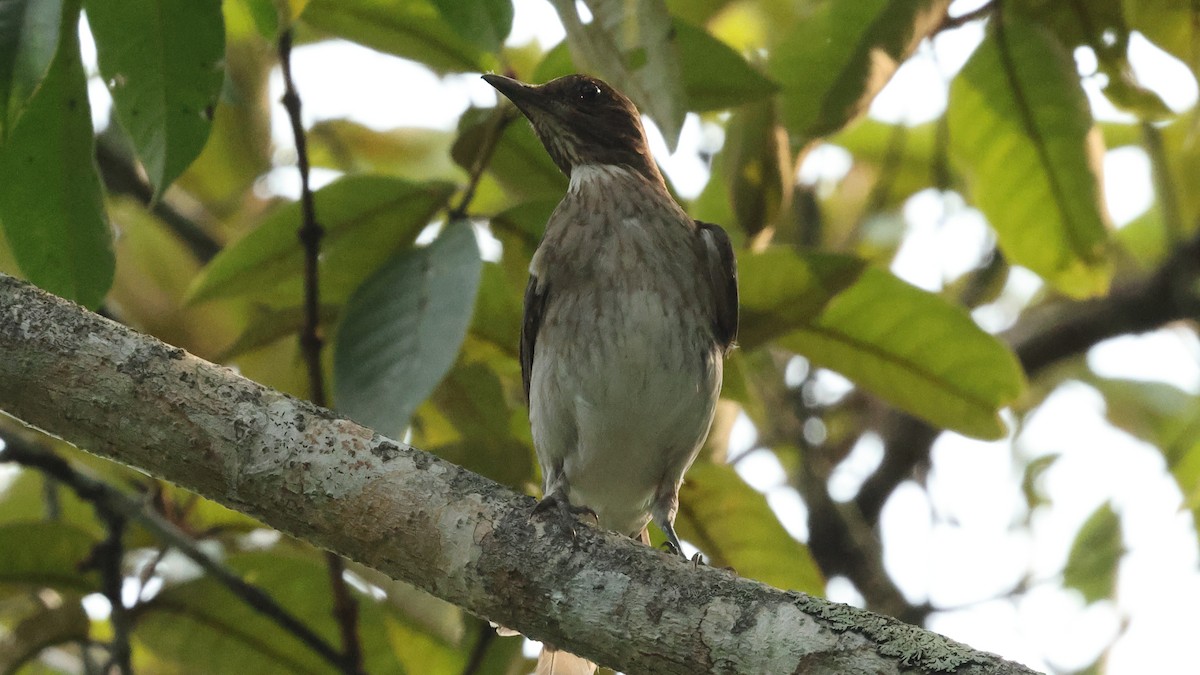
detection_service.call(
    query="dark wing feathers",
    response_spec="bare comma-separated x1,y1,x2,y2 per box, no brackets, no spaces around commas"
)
695,220,739,352
521,275,547,405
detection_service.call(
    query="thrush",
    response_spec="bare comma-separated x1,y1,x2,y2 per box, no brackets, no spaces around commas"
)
483,73,738,674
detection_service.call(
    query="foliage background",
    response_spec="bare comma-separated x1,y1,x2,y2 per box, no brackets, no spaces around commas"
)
0,0,1198,673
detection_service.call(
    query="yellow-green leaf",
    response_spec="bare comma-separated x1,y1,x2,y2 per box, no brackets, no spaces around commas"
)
677,463,824,594
948,17,1112,298
740,249,1026,439
301,0,493,74
186,175,455,305
768,0,950,142
1063,502,1123,604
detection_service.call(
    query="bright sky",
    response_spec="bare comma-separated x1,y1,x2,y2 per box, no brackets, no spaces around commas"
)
16,1,1195,673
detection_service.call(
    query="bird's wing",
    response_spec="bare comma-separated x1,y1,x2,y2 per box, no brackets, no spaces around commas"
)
521,273,548,405
695,220,739,353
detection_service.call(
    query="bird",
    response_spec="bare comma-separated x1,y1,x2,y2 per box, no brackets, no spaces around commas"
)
482,72,738,674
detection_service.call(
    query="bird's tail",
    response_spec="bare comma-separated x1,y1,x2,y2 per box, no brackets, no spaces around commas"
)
535,646,596,675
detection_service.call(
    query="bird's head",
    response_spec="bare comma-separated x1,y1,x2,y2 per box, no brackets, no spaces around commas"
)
482,73,663,186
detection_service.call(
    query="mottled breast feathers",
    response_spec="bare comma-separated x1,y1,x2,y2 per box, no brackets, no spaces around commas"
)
519,219,738,404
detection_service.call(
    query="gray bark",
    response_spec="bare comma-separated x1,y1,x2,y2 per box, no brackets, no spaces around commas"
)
0,273,1038,675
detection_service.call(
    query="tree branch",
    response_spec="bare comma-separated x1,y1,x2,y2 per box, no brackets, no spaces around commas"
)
0,273,1038,675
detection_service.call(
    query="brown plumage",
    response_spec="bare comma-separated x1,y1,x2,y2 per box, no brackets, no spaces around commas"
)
483,73,738,675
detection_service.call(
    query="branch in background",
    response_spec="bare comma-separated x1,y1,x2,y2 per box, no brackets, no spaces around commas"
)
81,482,132,674
450,105,517,222
459,621,498,675
94,137,221,263
1008,232,1200,375
853,232,1200,535
0,273,1038,675
277,28,363,674
770,364,927,625
854,412,939,528
937,1,996,32
0,432,350,673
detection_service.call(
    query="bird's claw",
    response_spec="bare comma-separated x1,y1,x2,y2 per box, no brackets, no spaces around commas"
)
530,493,598,541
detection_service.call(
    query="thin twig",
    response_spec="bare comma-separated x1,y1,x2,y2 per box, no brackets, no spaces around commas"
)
937,1,996,32
0,433,350,673
89,509,132,674
277,28,364,674
450,105,518,222
278,29,328,410
459,620,498,675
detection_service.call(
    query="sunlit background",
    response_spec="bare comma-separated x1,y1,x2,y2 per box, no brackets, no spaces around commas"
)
3,0,1196,672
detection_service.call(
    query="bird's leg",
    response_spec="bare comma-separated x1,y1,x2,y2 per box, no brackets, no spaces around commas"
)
531,490,598,525
651,487,695,560
530,466,598,542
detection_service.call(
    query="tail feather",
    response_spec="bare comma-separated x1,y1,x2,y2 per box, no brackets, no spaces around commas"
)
535,647,596,675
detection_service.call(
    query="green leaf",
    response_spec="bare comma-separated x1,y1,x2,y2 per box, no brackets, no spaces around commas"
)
675,19,776,111
1124,0,1200,77
676,463,824,594
737,248,865,349
334,221,482,438
547,0,686,147
0,0,63,137
428,0,512,54
137,551,448,675
721,98,789,237
217,304,340,360
1089,377,1200,528
84,0,225,197
418,353,534,489
186,175,455,305
0,593,89,672
831,119,943,208
0,0,113,309
948,17,1112,299
300,0,492,73
1063,502,1123,604
0,522,99,591
0,470,106,536
307,120,461,181
531,20,777,114
768,0,951,142
452,107,565,202
740,249,1026,439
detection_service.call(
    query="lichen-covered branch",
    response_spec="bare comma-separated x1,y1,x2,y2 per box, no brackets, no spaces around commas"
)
0,273,1037,675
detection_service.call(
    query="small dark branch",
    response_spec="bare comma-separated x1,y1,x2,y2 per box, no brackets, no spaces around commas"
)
95,137,222,263
460,620,498,675
854,413,939,527
90,513,132,674
752,352,923,623
278,28,328,410
450,106,517,222
860,123,908,217
855,234,1200,526
277,29,363,673
1009,233,1200,375
937,1,996,32
777,383,928,625
324,551,364,675
0,434,350,673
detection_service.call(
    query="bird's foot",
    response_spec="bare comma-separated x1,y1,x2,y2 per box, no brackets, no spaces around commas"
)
530,492,597,540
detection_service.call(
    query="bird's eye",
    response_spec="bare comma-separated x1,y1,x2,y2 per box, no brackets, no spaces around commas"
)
577,82,601,101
